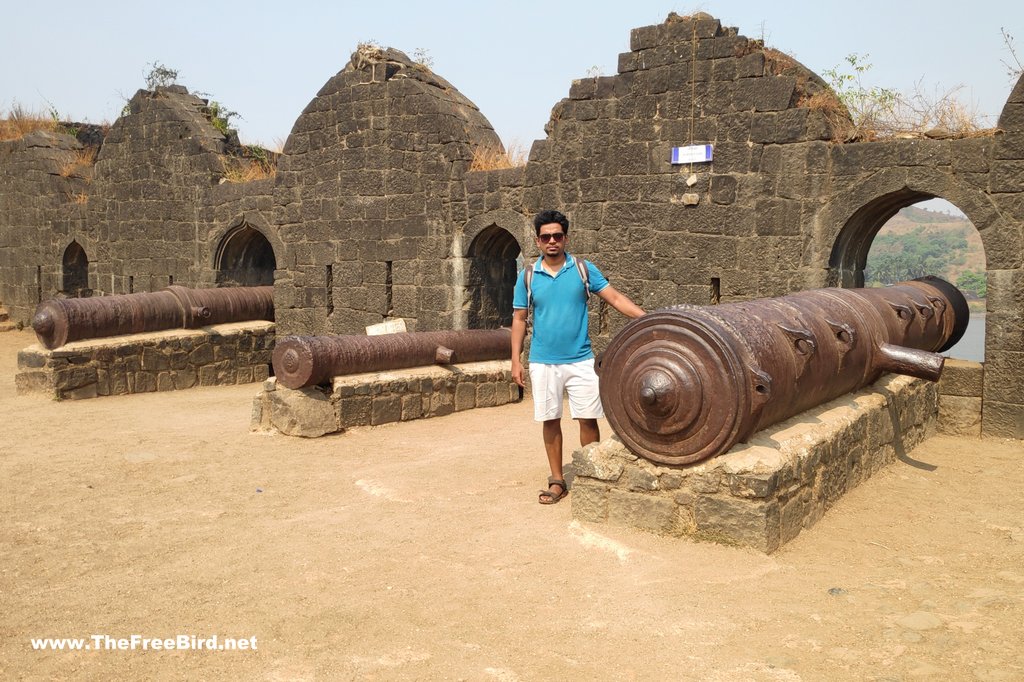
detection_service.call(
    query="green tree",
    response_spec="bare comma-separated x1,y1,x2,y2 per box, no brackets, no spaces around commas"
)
823,53,983,138
956,270,987,298
865,227,968,285
144,61,179,90
823,53,898,136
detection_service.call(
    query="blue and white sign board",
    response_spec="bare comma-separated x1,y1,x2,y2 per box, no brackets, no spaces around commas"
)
671,144,713,164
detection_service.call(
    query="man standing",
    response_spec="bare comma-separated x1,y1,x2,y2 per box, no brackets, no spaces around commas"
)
511,210,645,505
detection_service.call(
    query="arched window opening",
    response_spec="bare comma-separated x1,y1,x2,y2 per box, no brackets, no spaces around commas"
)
215,224,276,287
61,241,91,298
840,196,986,361
466,225,522,329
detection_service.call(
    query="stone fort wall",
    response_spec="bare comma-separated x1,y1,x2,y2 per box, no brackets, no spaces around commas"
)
0,86,278,322
1,13,1022,437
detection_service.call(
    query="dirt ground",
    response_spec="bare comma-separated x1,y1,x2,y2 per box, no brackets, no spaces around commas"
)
1,327,1022,681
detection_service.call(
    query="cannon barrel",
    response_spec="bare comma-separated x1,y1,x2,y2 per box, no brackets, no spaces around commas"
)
31,285,275,350
596,277,969,466
273,329,512,389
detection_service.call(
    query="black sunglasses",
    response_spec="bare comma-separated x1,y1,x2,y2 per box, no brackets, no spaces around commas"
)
538,233,565,243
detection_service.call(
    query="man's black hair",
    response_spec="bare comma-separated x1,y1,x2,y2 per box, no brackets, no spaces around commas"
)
533,209,569,236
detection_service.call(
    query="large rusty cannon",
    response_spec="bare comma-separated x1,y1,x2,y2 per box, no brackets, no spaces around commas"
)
597,277,968,465
273,329,511,389
32,285,275,350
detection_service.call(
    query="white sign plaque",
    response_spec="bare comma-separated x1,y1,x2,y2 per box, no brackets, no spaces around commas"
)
366,318,408,336
671,144,713,164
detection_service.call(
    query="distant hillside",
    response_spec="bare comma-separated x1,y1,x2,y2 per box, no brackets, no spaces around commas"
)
866,205,985,288
896,206,963,224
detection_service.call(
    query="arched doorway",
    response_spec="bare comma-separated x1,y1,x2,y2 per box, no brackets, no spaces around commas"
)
831,192,986,361
215,224,276,286
828,188,933,288
465,225,522,329
61,241,90,298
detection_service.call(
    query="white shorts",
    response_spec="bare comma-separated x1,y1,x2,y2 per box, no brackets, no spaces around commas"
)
528,358,605,422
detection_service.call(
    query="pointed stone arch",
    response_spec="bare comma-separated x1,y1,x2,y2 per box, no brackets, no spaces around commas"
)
465,225,522,329
61,240,91,298
458,210,532,329
214,222,277,287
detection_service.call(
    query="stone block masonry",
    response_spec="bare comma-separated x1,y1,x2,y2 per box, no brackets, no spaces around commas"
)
251,360,522,437
571,374,938,554
936,359,984,437
2,13,1023,437
15,321,274,400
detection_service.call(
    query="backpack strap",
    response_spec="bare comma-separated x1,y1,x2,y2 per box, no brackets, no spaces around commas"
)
524,267,534,309
575,258,591,300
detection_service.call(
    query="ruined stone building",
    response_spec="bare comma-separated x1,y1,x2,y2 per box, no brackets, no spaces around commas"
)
1,14,1021,436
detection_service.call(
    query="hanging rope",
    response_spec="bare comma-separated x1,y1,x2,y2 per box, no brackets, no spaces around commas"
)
688,21,698,177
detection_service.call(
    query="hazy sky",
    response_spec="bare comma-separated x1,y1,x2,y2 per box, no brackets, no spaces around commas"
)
3,0,1021,152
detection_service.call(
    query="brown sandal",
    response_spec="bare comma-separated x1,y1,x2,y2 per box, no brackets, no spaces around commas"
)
538,476,568,505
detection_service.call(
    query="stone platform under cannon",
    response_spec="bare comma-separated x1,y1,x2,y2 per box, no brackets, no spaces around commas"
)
570,373,939,554
15,321,274,400
250,360,522,437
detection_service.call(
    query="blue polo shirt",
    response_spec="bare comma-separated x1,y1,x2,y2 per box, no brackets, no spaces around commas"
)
512,254,609,364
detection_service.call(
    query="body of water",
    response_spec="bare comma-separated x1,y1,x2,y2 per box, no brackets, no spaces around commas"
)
943,313,985,362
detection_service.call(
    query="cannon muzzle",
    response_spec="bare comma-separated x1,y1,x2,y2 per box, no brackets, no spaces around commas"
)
875,343,945,381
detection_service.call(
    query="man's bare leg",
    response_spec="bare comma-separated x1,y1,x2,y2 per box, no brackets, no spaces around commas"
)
579,418,600,447
541,418,566,499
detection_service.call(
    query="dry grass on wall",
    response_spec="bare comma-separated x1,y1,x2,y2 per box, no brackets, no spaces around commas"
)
0,105,60,142
220,157,276,183
824,84,992,142
58,145,99,180
741,46,992,142
469,141,528,171
886,83,990,138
